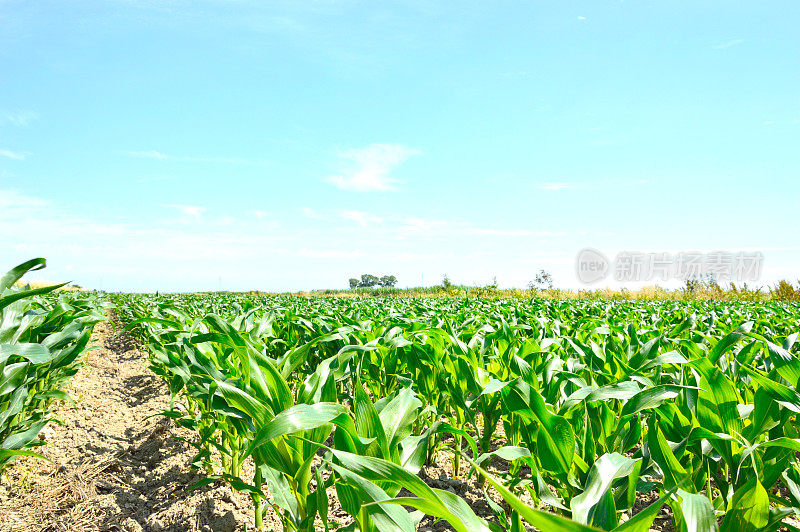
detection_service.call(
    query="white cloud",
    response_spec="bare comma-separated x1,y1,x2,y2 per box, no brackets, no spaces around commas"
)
473,228,558,237
588,139,626,147
122,150,270,166
713,39,744,50
136,175,169,184
340,210,383,227
398,217,452,235
537,179,647,192
297,248,363,259
301,206,323,219
537,182,583,191
124,150,168,160
179,155,266,165
248,210,269,219
577,16,586,20
0,149,28,160
326,144,419,192
164,204,206,218
0,189,50,218
2,110,39,127
502,70,530,80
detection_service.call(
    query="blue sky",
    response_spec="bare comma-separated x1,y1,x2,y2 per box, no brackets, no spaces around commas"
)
1,1,798,292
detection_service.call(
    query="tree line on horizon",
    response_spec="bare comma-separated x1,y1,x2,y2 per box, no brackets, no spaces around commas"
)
348,274,398,289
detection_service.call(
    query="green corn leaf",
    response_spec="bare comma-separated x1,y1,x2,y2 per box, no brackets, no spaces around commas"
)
740,364,800,413
0,283,70,313
571,453,636,527
503,379,575,476
765,341,800,387
647,419,688,490
469,458,602,532
708,323,752,364
619,385,685,419
0,343,53,364
247,402,349,454
0,258,47,293
612,488,675,532
329,448,492,532
677,489,719,532
721,478,769,532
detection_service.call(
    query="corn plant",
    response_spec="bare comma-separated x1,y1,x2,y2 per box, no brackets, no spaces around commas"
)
1,259,103,474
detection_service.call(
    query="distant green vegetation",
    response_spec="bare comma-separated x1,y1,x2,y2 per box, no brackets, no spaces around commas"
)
313,274,800,302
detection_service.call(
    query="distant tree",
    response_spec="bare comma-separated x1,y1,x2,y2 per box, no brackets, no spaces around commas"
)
379,275,398,288
772,280,800,301
684,273,717,293
528,269,553,291
359,274,380,288
349,273,397,288
441,274,453,290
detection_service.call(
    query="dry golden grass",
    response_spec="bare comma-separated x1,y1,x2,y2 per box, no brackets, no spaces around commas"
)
0,452,121,532
13,281,82,292
299,284,776,302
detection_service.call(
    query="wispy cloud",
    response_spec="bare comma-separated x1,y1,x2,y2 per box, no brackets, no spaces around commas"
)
2,110,39,127
124,150,168,160
537,182,584,191
713,39,744,50
0,149,28,160
164,204,206,218
340,210,383,227
398,217,453,235
587,139,627,147
301,206,323,219
326,143,419,192
537,179,647,192
182,156,269,165
248,210,270,219
122,150,270,166
473,228,557,237
0,189,50,215
297,248,363,259
577,16,586,20
502,70,530,79
136,175,169,184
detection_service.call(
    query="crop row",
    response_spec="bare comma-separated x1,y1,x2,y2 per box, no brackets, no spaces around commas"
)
0,259,105,474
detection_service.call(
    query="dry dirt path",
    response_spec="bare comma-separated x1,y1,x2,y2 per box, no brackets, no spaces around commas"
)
0,319,264,532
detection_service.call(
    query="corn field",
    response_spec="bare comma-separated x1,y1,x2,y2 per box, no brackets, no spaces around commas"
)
4,257,800,531
102,291,800,532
